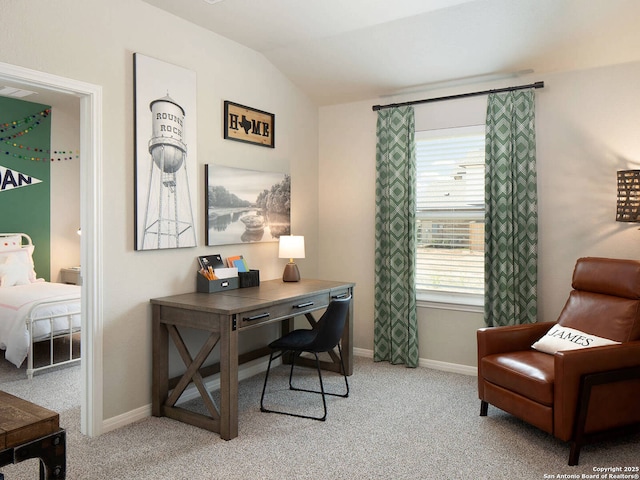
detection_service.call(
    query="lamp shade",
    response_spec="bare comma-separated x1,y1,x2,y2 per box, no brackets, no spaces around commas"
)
278,235,305,259
616,170,640,222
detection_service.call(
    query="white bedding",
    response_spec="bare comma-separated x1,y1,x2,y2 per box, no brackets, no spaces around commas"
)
0,282,81,368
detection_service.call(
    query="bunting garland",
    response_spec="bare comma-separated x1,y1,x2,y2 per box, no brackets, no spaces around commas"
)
2,148,79,162
0,108,79,162
0,108,50,139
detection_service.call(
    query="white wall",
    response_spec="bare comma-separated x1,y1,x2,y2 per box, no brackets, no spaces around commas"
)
0,0,319,420
50,97,81,279
319,62,640,368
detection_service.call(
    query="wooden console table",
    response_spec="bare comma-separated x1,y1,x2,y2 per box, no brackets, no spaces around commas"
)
0,390,66,479
151,278,354,440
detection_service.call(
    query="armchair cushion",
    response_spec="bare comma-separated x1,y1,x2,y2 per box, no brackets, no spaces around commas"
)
559,257,640,342
557,291,640,342
531,325,620,354
482,350,554,405
572,256,640,299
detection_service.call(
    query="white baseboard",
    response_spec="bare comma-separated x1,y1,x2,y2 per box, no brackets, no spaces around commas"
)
103,350,476,433
102,356,275,434
419,358,477,376
354,347,477,376
353,347,373,358
103,404,151,433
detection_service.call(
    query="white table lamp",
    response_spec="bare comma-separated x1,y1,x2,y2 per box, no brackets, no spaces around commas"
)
279,235,305,282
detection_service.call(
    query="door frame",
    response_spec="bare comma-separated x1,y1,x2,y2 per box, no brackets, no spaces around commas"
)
0,61,103,437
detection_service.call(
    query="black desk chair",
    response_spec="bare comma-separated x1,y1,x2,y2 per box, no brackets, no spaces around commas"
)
260,296,351,421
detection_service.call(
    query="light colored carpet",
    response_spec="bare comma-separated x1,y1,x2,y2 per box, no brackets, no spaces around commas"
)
1,357,638,479
0,358,81,412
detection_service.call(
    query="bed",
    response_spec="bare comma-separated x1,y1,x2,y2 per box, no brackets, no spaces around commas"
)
0,233,81,379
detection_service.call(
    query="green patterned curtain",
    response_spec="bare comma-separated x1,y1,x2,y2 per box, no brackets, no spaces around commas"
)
374,106,419,367
484,89,538,327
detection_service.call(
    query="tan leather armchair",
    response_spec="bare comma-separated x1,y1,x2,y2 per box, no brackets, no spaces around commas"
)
477,257,640,465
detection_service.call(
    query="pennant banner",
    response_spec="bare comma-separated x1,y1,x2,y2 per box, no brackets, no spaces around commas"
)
0,164,43,192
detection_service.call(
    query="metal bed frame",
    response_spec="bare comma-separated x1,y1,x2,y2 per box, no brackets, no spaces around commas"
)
0,232,81,379
26,298,81,379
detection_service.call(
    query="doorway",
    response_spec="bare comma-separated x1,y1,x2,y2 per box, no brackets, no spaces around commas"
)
0,61,103,437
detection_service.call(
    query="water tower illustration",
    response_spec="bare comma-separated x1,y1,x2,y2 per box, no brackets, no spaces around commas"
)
141,94,196,249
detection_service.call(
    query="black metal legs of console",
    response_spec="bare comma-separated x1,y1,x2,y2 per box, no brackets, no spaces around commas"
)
0,429,66,479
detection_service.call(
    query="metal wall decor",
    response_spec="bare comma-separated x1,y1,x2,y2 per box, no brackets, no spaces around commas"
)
616,169,640,222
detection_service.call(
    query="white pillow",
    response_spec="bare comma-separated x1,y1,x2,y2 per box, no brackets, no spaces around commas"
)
0,247,37,283
0,254,31,287
532,325,620,355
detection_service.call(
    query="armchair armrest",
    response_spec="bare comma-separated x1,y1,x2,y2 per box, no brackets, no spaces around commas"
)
553,340,640,441
477,322,554,359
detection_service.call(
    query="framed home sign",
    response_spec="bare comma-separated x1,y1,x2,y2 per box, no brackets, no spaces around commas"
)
223,101,275,148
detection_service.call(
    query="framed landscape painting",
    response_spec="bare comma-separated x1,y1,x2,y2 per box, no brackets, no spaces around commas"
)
205,165,290,246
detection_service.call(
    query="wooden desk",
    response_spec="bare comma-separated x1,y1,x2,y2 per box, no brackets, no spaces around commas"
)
151,278,354,440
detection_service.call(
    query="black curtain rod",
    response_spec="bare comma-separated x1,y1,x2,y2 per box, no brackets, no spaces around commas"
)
371,81,544,111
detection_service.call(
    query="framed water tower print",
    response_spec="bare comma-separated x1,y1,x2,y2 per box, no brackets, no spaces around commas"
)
134,53,198,250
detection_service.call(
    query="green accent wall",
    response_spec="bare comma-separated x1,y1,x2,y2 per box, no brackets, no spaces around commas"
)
0,96,52,280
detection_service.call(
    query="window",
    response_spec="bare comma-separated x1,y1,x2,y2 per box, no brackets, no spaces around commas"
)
415,125,485,306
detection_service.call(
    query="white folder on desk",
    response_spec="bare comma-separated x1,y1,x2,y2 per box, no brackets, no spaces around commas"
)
214,267,238,279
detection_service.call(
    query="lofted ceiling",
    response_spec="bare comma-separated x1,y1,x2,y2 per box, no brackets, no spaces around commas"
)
141,0,640,106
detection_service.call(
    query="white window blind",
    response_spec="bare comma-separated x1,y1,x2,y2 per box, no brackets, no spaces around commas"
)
415,125,485,301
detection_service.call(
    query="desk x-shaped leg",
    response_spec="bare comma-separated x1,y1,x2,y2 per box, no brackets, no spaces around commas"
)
160,325,221,431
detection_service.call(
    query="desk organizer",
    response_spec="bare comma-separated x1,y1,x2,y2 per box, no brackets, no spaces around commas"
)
197,275,239,293
239,269,260,288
